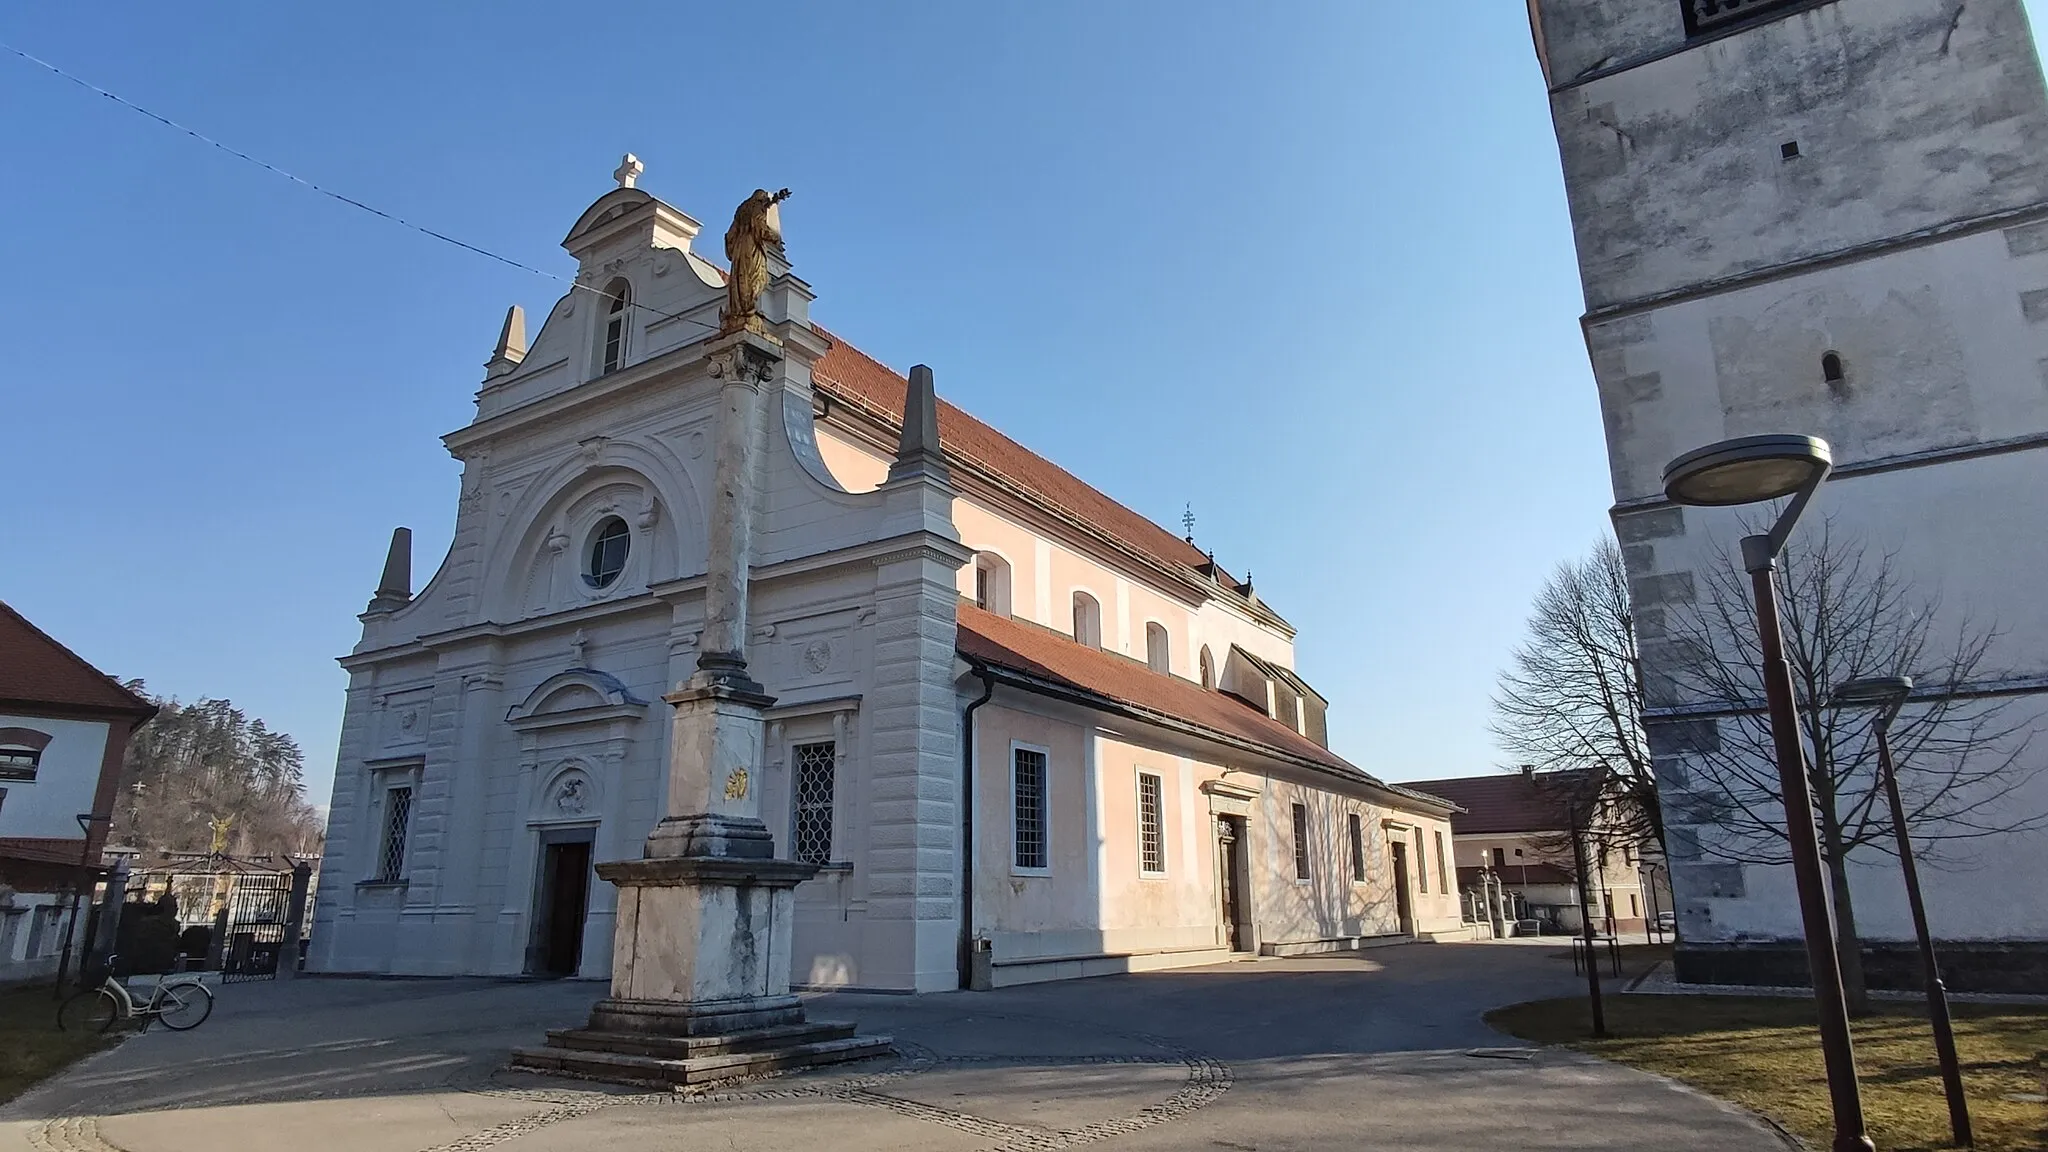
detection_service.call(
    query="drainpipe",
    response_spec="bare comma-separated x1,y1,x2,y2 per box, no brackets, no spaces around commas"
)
957,663,996,989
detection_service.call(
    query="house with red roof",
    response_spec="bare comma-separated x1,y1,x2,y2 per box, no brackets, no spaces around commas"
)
1400,767,1667,935
310,163,1460,990
0,602,157,981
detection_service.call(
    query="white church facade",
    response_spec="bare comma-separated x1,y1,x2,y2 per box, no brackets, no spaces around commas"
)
310,165,1461,992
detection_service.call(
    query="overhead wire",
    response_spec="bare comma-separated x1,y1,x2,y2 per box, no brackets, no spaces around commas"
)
0,40,725,336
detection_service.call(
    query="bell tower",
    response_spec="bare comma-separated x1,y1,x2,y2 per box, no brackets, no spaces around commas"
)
1533,0,2048,989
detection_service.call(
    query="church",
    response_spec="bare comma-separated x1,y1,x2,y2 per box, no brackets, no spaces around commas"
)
309,160,1461,992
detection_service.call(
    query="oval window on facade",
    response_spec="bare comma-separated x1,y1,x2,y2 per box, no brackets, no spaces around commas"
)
584,517,630,588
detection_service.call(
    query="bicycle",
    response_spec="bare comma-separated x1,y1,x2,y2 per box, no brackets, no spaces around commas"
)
58,954,214,1033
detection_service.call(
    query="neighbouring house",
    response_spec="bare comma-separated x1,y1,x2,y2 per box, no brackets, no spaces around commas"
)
309,163,1463,991
0,602,157,982
1399,768,1666,935
1532,0,2048,989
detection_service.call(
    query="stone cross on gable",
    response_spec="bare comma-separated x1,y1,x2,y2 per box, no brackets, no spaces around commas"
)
613,153,644,190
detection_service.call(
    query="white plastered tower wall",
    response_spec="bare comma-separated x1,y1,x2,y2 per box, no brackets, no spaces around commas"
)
1533,0,2048,987
311,179,971,990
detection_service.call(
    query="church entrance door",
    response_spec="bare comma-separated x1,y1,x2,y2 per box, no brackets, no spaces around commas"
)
533,836,592,977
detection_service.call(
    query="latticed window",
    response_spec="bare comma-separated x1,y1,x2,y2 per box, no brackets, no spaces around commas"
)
792,740,836,866
1137,772,1165,874
1682,0,1802,37
1291,803,1311,880
377,786,413,881
1348,813,1366,882
1013,747,1048,870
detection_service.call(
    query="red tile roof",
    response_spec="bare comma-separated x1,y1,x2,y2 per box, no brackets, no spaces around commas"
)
955,603,1448,812
0,602,155,717
0,836,94,867
1397,772,1589,837
812,332,1230,585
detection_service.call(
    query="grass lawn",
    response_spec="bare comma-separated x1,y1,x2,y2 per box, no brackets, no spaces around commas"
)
1488,994,2048,1152
0,984,118,1105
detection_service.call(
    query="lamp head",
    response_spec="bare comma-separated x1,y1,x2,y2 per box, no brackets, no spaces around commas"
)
1833,675,1914,707
1662,434,1832,507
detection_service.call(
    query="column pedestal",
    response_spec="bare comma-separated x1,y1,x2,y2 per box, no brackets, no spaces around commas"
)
510,856,891,1088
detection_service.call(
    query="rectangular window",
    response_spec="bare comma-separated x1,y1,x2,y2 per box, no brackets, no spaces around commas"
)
1630,893,1641,918
602,318,624,373
1013,746,1048,871
1347,813,1365,882
0,749,37,782
1291,803,1310,880
975,564,991,609
1136,772,1165,874
792,740,836,866
377,785,414,882
1681,0,1803,39
1492,846,1506,869
1434,831,1448,893
1415,832,1428,893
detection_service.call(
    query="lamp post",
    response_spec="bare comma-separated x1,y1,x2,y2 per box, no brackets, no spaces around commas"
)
1664,434,1872,1152
1835,674,1972,1147
1644,861,1665,944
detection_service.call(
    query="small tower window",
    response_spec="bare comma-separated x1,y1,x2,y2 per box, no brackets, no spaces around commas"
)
1780,140,1800,161
584,517,630,588
1145,622,1170,675
1821,351,1845,385
598,279,631,374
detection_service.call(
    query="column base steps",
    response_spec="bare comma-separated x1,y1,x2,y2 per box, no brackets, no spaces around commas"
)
509,1021,893,1089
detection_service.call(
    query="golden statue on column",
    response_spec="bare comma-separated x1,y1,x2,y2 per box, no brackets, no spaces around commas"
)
720,187,791,335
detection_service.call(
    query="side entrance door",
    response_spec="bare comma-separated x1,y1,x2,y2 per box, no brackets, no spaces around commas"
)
1217,816,1252,952
1390,841,1414,936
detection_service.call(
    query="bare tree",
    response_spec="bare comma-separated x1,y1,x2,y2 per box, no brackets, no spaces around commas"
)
1668,518,2044,1011
1492,537,1663,853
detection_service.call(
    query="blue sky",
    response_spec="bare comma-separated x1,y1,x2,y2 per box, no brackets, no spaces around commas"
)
10,3,2035,805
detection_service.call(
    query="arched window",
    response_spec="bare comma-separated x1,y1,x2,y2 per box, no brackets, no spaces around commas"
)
1071,591,1102,648
1821,351,1845,385
598,279,631,374
584,516,630,588
1145,622,1170,675
1199,646,1215,690
973,552,1012,616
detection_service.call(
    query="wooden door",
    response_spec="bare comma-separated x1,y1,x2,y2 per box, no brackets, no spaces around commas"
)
1391,841,1414,935
541,840,591,977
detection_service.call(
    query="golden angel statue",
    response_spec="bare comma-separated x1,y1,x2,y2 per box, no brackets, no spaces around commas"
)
721,187,791,335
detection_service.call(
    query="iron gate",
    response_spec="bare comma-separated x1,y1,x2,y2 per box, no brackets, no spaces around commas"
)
219,873,292,982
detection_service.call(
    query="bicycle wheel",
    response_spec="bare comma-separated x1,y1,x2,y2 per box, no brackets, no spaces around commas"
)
155,982,213,1030
58,988,121,1033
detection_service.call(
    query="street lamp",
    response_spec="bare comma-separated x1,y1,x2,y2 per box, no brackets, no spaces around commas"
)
1836,674,1973,1147
1664,434,1874,1152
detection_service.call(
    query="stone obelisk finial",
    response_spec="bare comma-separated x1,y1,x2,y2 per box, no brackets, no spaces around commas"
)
367,527,412,613
886,365,949,484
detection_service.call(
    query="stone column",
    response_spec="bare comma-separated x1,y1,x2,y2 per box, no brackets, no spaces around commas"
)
692,335,773,685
